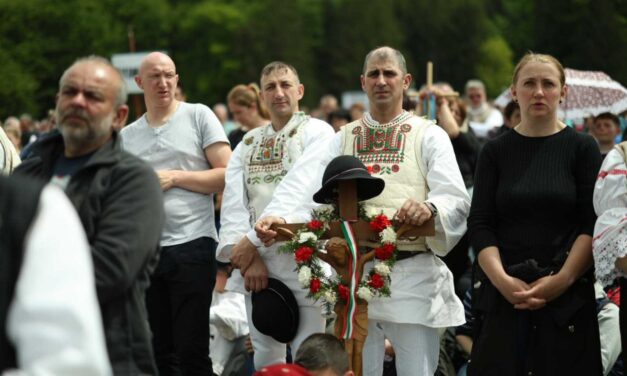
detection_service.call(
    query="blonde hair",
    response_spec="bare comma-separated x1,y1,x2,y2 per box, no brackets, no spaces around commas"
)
512,52,565,87
227,83,270,120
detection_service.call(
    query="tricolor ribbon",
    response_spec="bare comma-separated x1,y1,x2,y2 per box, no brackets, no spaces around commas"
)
340,220,359,339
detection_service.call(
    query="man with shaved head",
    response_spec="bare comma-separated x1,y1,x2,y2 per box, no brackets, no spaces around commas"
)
121,51,231,375
255,46,469,375
14,56,165,374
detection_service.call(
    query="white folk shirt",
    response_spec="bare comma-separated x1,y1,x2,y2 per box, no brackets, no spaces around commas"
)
593,144,627,286
258,112,469,327
217,113,334,302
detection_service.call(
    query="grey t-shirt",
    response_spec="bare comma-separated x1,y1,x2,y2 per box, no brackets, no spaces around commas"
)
121,102,229,246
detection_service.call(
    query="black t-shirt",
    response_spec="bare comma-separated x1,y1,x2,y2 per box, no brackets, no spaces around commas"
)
50,152,94,190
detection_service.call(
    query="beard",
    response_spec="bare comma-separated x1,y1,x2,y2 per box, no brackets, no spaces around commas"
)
57,108,113,148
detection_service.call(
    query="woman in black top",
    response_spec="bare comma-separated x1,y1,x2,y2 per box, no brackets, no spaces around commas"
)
467,53,603,375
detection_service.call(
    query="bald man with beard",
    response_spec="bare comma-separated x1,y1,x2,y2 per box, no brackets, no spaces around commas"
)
121,52,231,375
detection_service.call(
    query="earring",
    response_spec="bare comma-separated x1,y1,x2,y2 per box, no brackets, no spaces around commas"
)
513,98,518,103
559,99,563,104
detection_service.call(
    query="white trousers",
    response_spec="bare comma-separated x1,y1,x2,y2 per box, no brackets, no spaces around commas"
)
363,320,440,376
245,295,325,369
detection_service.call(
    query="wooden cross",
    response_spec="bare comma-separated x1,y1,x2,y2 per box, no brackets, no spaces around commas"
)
272,180,434,376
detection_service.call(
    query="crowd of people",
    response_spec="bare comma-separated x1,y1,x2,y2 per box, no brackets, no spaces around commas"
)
1,46,626,376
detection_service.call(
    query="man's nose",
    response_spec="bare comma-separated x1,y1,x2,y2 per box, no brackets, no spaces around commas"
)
69,92,87,107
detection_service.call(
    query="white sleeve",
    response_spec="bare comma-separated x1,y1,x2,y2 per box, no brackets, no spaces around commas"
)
5,185,111,376
252,122,339,229
592,148,627,286
209,292,249,341
217,143,253,261
422,125,471,256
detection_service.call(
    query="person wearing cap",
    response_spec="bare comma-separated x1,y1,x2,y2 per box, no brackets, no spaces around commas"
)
255,46,469,376
217,61,335,369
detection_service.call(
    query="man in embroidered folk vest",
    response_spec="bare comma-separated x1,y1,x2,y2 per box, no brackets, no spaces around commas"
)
217,61,335,369
254,47,470,376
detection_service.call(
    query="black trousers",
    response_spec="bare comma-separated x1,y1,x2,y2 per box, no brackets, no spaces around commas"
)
146,237,217,376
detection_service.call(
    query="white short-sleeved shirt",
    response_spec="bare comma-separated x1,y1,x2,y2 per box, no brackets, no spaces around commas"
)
121,102,229,246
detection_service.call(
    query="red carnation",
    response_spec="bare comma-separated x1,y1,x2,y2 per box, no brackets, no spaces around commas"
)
307,220,324,231
370,214,392,232
338,284,350,301
310,278,321,294
369,274,385,289
375,243,395,260
367,165,374,174
294,246,314,263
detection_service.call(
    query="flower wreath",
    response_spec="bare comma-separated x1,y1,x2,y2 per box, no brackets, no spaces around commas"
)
278,204,399,305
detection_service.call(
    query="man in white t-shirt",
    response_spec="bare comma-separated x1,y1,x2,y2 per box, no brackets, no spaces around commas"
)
121,52,232,376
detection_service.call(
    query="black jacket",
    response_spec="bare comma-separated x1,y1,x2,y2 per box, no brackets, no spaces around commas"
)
14,130,164,375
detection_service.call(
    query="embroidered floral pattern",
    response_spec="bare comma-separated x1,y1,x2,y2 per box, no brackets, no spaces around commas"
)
353,112,412,174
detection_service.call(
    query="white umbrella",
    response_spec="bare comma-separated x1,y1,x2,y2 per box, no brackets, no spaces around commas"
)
494,68,627,120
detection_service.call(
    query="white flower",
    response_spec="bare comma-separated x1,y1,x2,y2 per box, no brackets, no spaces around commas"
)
374,262,391,277
316,204,335,214
298,266,312,287
380,227,397,244
323,290,337,304
357,286,373,302
298,232,318,244
364,206,381,219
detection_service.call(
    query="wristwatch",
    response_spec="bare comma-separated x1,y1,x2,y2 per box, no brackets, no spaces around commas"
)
424,201,438,218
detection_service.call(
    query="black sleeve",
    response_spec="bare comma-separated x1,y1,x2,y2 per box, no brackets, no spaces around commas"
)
575,134,603,236
468,141,500,256
90,161,165,303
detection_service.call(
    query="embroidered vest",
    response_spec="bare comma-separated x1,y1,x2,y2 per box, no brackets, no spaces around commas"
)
340,112,432,251
242,112,310,224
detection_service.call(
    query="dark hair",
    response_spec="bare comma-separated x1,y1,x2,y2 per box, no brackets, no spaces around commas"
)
503,100,520,121
328,109,352,124
294,333,349,374
594,112,620,127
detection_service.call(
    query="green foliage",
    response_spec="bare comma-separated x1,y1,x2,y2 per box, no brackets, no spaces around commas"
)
1,0,625,120
475,36,514,97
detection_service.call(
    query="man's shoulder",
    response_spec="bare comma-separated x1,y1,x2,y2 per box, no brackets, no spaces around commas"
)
120,115,148,137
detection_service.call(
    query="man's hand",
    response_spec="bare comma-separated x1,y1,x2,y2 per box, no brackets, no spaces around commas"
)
156,170,180,191
395,199,432,226
512,273,570,310
230,236,259,273
254,216,286,247
244,255,269,292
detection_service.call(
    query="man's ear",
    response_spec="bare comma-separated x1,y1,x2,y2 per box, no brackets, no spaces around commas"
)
403,73,412,90
134,75,143,90
360,75,366,92
112,105,130,131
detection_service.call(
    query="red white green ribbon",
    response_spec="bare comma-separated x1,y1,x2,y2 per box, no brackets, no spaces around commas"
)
340,220,359,339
